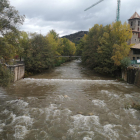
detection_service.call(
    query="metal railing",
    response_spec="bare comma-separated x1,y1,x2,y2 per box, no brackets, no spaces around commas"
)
131,60,140,65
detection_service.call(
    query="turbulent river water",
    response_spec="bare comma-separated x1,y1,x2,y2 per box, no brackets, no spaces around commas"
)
0,60,140,140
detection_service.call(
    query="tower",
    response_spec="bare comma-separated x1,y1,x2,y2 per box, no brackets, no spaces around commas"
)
128,12,140,44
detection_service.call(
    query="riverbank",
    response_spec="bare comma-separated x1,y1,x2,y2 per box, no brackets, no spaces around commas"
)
24,57,76,78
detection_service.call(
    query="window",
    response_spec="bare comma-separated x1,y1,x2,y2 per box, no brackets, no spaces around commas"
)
135,39,136,42
133,57,135,60
133,49,140,54
131,22,133,26
138,27,139,31
137,57,139,60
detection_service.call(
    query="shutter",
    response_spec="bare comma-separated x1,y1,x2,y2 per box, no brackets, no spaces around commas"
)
138,32,140,38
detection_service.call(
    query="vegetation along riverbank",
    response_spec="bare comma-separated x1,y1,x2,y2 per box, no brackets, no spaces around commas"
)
0,0,76,86
0,0,134,86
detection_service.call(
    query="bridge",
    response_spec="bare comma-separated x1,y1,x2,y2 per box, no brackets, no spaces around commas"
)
56,56,81,58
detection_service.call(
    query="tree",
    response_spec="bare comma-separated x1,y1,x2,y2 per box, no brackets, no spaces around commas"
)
24,34,55,72
81,22,133,74
62,38,76,56
111,22,132,66
49,29,59,41
82,24,104,68
0,0,25,61
0,0,25,36
76,34,87,56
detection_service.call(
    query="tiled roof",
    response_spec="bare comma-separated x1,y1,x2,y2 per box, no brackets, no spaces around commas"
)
131,43,140,49
129,12,140,20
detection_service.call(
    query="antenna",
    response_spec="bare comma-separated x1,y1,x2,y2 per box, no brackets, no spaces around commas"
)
116,0,121,21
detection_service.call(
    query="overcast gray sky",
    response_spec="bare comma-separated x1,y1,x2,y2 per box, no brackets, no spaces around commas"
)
9,0,140,37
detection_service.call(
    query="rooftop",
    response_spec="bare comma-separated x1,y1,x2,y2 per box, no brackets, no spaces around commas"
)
131,43,140,49
129,12,140,20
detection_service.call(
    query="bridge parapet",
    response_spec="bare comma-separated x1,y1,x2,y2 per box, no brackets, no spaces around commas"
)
56,56,81,58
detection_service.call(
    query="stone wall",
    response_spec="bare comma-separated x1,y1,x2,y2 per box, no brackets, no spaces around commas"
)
122,67,140,87
8,64,25,82
135,70,140,88
131,32,140,44
128,19,137,30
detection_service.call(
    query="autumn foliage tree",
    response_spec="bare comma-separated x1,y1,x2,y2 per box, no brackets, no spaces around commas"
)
19,30,76,72
81,22,132,74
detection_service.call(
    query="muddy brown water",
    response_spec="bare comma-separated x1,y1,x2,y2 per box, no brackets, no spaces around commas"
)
0,60,140,140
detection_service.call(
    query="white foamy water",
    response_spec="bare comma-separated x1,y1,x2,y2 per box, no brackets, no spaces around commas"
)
124,108,138,119
0,123,5,132
103,124,120,139
1,60,140,140
92,99,106,107
14,125,29,139
24,78,120,85
6,99,29,108
101,90,120,99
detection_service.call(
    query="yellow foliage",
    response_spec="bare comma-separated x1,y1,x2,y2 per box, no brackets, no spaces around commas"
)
111,22,133,66
46,33,58,55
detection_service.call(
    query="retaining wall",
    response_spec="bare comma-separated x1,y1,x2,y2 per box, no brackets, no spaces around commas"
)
8,64,25,82
134,70,140,88
122,67,140,87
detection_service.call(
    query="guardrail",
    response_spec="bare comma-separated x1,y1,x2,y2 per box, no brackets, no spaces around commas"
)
131,60,140,65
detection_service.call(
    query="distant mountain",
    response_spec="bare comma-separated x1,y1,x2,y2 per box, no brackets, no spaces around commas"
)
61,31,88,45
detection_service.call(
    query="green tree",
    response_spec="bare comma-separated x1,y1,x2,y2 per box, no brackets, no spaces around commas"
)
81,22,132,74
0,0,25,61
0,64,13,87
0,0,25,36
24,34,55,72
62,38,76,56
82,24,104,68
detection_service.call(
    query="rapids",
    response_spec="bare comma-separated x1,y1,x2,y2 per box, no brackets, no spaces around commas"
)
0,60,140,140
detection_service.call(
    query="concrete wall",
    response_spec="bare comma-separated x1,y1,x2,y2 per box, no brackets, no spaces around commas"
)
122,69,127,82
8,64,25,82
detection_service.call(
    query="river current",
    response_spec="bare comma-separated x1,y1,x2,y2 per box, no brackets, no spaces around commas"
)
0,60,140,140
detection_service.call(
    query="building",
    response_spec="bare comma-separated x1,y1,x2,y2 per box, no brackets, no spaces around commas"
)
128,12,140,44
129,44,140,61
128,12,140,62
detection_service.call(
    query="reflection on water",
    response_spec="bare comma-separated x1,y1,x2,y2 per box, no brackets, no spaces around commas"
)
0,60,140,140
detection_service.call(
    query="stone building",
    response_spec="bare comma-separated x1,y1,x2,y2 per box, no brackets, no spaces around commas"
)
128,12,140,61
129,44,140,61
128,12,140,44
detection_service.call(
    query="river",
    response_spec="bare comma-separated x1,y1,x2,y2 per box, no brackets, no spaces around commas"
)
0,60,140,140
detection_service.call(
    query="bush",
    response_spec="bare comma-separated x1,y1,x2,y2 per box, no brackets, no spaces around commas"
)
120,57,131,69
0,64,13,87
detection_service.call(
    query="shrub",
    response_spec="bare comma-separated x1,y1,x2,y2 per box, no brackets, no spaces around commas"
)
0,64,13,87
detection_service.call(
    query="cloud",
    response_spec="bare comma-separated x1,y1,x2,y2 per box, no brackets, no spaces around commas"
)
10,0,140,36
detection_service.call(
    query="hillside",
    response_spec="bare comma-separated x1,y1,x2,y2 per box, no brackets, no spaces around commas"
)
61,31,88,45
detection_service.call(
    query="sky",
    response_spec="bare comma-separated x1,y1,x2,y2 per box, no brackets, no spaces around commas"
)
9,0,140,37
